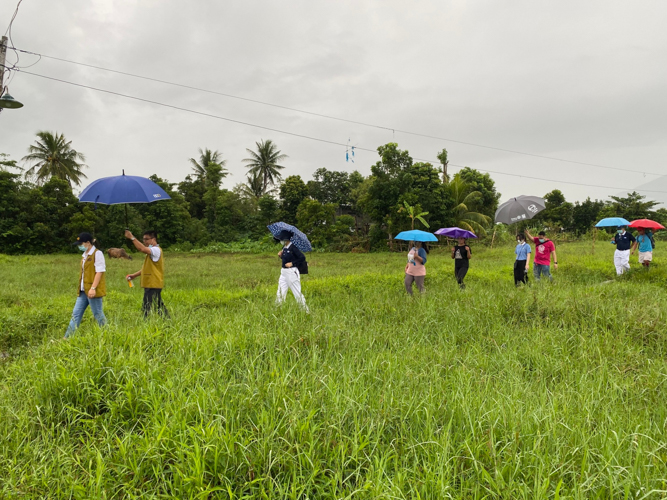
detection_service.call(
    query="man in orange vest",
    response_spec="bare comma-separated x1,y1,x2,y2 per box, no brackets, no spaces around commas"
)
64,232,107,338
125,229,169,318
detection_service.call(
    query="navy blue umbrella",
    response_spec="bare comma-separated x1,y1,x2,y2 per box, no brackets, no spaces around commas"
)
267,222,312,252
78,170,171,226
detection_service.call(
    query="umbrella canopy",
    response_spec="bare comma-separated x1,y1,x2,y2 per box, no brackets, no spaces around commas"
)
435,227,478,239
394,230,438,242
267,222,313,252
595,217,630,228
494,196,546,224
78,171,171,205
629,219,665,231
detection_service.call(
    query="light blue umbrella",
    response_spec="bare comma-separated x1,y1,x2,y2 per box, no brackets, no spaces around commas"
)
394,230,438,242
595,217,630,228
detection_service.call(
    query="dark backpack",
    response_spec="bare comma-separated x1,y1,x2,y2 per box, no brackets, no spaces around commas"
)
649,233,656,249
297,260,309,275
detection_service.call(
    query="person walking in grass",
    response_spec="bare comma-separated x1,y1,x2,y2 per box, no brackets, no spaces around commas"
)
64,233,107,338
525,230,557,282
275,230,309,312
514,233,531,286
633,228,653,269
451,237,471,289
611,225,635,275
405,241,428,295
125,230,169,318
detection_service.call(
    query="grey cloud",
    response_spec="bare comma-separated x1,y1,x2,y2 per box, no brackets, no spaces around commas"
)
1,0,666,204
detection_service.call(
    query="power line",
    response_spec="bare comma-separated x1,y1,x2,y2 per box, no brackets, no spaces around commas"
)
14,68,667,195
9,45,666,178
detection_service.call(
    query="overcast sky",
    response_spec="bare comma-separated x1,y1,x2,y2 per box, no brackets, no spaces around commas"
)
2,0,666,204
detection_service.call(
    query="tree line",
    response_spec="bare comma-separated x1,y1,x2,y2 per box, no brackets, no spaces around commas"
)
1,131,664,254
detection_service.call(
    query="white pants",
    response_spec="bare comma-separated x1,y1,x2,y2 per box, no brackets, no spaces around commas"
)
276,268,309,311
614,249,630,275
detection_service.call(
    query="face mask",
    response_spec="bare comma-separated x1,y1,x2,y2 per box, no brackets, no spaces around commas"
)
617,230,623,234
517,240,522,244
281,240,289,246
148,244,154,248
538,238,545,243
78,245,86,252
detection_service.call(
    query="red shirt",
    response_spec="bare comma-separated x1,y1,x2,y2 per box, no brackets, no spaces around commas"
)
533,240,555,265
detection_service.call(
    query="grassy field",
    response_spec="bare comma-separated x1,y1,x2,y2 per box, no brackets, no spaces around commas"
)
1,242,667,498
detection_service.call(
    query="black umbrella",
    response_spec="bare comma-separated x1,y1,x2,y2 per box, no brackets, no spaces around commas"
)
494,196,546,224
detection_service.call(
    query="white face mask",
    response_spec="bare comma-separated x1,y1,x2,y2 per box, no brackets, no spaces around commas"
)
281,240,289,246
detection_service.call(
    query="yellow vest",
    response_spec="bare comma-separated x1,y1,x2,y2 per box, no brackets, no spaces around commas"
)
141,247,164,289
78,249,106,297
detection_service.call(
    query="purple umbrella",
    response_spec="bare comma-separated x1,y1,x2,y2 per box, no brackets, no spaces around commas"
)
435,227,478,239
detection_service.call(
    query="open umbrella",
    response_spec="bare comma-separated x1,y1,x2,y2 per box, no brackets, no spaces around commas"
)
629,219,665,231
78,170,171,227
495,196,546,224
435,227,478,239
394,230,438,242
267,222,312,252
595,217,630,227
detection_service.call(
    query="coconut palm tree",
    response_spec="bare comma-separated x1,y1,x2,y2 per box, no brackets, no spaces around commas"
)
399,201,430,230
449,174,491,236
238,171,272,199
242,139,287,194
189,148,227,184
22,131,87,186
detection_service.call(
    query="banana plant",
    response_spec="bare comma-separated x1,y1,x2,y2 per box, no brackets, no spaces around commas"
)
399,201,430,230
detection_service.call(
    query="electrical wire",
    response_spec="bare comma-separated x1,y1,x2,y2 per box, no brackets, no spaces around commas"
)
2,1,26,89
9,45,665,178
14,68,667,195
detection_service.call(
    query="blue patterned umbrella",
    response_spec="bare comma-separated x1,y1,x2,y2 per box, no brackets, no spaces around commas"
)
267,222,313,252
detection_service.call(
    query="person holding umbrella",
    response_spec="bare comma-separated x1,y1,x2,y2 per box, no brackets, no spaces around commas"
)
514,234,531,286
451,237,472,289
125,230,169,318
525,230,557,282
64,233,107,338
610,225,635,275
632,228,653,269
275,229,309,312
405,241,428,295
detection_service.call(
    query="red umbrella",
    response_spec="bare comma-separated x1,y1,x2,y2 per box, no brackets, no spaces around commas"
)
629,219,665,230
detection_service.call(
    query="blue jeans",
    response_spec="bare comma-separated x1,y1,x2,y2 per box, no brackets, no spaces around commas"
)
533,264,553,282
64,292,107,338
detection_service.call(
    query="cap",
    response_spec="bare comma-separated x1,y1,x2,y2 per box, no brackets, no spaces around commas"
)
73,232,94,245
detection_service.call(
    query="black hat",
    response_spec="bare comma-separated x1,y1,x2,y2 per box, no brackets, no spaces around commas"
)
73,232,94,245
275,229,293,242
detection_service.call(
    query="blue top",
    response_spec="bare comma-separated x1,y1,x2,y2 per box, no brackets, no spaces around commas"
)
613,231,636,251
637,234,653,253
515,242,531,260
410,247,427,266
280,243,306,268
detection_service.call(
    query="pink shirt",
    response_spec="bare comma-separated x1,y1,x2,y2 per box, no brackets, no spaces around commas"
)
533,240,555,265
405,248,426,276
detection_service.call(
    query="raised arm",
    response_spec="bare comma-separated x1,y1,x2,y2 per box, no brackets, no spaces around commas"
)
125,230,152,256
524,230,537,244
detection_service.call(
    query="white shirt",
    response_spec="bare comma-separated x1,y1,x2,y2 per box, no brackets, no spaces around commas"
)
148,245,161,263
80,246,106,290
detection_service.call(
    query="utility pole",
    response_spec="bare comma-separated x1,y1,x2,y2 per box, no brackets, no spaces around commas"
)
0,35,23,109
0,36,7,95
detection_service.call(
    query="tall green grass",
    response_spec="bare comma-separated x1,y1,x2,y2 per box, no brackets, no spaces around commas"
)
1,243,667,498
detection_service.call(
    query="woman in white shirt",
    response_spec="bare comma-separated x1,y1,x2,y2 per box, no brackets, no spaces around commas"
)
64,232,107,338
